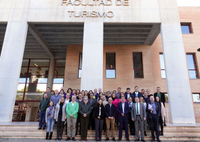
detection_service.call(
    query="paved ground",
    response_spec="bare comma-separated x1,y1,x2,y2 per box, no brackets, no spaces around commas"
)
0,139,196,142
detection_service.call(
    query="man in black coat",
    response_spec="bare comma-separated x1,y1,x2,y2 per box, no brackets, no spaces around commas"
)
132,86,143,103
147,96,161,142
88,93,97,130
125,88,133,101
117,96,130,141
154,87,165,107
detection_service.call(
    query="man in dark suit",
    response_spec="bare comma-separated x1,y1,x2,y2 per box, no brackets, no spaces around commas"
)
131,97,146,142
105,97,116,141
117,96,130,141
154,87,166,126
89,93,97,130
94,88,99,100
125,88,133,100
147,96,161,142
76,93,83,135
154,87,165,107
132,86,143,103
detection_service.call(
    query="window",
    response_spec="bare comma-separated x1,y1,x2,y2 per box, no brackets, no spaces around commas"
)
78,53,82,78
192,93,200,103
159,53,166,78
53,59,65,90
181,23,192,34
106,53,116,78
186,53,198,79
133,52,143,78
16,59,50,101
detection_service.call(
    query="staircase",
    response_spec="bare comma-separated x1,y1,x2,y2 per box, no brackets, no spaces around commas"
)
0,123,200,141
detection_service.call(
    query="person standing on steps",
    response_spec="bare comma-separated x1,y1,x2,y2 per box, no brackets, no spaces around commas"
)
93,99,105,141
38,93,49,130
66,95,79,141
131,97,146,142
54,97,67,141
45,101,55,140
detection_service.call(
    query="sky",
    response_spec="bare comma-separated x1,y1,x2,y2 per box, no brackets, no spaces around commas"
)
177,0,200,6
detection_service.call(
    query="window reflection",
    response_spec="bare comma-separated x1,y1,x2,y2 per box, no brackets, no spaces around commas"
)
186,54,198,79
106,53,115,78
17,59,50,101
193,94,200,103
53,59,65,90
106,70,115,78
159,54,166,79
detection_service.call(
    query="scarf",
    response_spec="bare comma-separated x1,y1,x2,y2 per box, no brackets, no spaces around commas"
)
47,106,53,117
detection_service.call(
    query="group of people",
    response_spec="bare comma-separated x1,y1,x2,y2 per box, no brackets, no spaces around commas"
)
38,86,166,142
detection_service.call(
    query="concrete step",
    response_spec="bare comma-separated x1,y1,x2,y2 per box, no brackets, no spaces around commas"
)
1,134,200,141
1,130,200,136
1,125,200,141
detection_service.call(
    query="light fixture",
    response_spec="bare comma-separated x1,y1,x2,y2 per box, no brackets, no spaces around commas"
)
197,48,200,52
34,63,38,67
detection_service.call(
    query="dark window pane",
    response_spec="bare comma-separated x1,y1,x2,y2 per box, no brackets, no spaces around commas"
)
79,53,82,69
133,53,142,69
181,25,191,34
106,53,115,69
133,53,143,78
54,67,65,76
133,70,143,78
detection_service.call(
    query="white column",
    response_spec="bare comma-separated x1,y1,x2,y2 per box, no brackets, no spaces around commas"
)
159,0,195,123
81,22,104,91
0,0,31,122
47,57,55,89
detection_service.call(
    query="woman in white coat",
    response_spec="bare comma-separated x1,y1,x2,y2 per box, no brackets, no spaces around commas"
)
54,97,67,140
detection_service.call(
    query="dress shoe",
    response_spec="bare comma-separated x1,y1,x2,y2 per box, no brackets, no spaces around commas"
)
126,138,130,141
144,131,147,136
66,137,70,141
118,138,121,141
151,139,155,142
112,138,116,141
135,139,139,141
105,138,109,141
38,128,41,130
55,137,59,140
141,139,146,142
72,137,76,141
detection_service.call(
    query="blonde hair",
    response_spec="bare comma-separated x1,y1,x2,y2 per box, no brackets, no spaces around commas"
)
58,97,65,104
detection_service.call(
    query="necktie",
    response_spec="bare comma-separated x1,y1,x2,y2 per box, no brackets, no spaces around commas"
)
137,103,139,114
